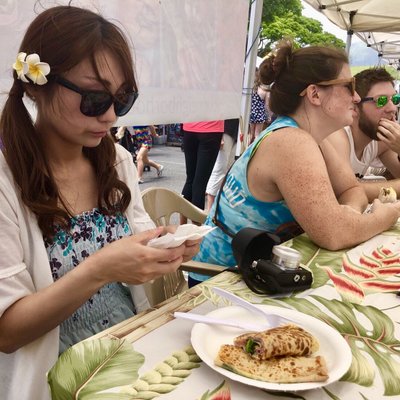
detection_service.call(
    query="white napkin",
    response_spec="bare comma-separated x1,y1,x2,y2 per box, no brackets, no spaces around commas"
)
148,224,216,249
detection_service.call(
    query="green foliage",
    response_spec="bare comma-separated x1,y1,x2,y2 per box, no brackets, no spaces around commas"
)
259,13,345,56
262,0,302,23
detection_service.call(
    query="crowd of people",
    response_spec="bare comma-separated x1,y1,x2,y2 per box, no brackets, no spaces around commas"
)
1,4,400,400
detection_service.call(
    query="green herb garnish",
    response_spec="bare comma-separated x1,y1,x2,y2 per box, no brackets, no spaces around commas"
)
245,339,257,354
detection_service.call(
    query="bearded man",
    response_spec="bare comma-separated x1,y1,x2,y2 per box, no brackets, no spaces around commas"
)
323,68,400,201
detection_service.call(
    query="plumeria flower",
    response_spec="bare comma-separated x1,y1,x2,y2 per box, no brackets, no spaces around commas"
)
25,53,50,85
12,52,29,82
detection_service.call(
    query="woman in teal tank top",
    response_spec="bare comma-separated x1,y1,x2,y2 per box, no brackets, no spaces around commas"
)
191,39,400,285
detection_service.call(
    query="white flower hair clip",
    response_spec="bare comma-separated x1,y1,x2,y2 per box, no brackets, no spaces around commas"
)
12,52,50,85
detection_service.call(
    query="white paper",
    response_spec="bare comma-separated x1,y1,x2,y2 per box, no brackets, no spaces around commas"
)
148,224,216,249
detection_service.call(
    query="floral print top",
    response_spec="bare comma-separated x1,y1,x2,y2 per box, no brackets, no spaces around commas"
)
44,208,135,354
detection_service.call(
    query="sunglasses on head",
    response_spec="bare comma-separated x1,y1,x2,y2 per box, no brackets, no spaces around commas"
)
299,77,356,96
360,93,400,108
55,76,138,117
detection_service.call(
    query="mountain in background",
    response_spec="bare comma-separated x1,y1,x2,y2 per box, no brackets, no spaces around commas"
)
349,41,385,67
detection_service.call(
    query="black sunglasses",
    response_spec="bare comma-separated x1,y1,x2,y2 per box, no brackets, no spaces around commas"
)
360,94,400,108
55,76,138,117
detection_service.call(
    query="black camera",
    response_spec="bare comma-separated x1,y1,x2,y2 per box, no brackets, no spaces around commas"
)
231,228,313,295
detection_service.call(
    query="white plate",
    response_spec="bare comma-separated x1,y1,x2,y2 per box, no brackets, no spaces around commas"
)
191,305,352,391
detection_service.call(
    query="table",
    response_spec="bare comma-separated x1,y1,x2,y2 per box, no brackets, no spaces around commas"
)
47,222,400,400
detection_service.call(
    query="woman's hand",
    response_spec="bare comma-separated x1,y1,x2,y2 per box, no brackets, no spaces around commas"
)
182,238,202,262
87,227,188,285
369,198,400,216
87,225,202,285
162,224,202,262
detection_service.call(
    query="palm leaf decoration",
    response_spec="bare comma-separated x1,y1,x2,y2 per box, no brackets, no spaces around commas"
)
47,338,144,399
198,380,231,400
260,296,400,396
290,234,345,288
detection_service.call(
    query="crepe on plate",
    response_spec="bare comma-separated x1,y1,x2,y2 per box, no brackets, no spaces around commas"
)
215,344,328,383
234,324,319,360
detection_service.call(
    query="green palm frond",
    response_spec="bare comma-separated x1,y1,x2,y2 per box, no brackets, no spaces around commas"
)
290,234,345,288
47,338,144,399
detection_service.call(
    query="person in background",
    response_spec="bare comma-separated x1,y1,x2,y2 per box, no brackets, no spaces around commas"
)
115,125,139,157
249,68,271,143
322,67,400,201
0,7,200,399
189,39,400,286
181,120,224,211
205,118,239,211
131,125,164,183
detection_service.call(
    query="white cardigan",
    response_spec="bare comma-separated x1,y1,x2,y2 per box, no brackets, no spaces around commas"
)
0,144,154,400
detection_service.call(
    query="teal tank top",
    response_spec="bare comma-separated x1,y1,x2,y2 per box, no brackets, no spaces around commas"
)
192,116,303,281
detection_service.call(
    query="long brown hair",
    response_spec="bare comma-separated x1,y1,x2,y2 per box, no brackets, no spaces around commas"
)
0,5,135,237
259,39,349,116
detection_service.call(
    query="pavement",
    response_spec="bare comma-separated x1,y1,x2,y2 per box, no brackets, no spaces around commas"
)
138,144,186,194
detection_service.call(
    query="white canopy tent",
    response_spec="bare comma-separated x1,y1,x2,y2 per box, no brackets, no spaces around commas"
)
303,0,400,66
0,0,251,126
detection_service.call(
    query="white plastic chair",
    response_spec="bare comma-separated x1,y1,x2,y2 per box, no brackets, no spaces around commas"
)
141,187,226,306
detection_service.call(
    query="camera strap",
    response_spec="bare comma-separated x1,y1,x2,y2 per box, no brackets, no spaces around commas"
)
231,227,281,294
211,164,236,238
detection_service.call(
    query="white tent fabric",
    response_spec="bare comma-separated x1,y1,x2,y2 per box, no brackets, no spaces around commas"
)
303,0,400,65
0,0,249,125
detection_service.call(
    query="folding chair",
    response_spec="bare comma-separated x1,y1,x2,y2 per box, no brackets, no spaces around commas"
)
141,187,226,306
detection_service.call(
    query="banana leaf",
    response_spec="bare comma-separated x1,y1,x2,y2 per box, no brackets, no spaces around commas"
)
290,234,345,288
47,338,144,400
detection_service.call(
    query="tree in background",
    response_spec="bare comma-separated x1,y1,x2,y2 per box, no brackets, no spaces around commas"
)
259,0,345,57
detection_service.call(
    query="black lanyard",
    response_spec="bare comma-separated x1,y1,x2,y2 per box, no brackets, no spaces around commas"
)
211,164,236,238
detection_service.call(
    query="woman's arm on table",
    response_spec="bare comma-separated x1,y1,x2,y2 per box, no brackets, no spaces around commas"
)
319,139,368,213
251,128,400,251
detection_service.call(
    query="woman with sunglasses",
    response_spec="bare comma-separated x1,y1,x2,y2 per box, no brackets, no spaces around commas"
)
189,39,400,286
0,6,201,399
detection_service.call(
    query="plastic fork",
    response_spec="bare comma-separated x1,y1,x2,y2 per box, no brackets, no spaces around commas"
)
212,287,292,327
174,311,269,331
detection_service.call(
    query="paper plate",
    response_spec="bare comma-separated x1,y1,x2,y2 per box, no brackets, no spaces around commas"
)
191,305,352,391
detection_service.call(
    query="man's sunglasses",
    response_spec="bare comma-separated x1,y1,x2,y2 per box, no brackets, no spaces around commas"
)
55,76,138,117
300,77,355,96
360,94,400,108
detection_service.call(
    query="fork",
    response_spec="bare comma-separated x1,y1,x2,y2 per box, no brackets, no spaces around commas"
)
174,311,270,331
212,287,292,327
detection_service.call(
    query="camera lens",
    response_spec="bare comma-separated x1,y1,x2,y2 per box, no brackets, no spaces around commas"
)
272,245,302,269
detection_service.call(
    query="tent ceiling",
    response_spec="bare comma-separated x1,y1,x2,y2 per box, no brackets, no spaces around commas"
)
303,0,400,66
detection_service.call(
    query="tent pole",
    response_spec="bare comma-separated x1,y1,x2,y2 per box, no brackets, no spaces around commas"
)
346,29,353,55
345,10,355,56
235,0,263,157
